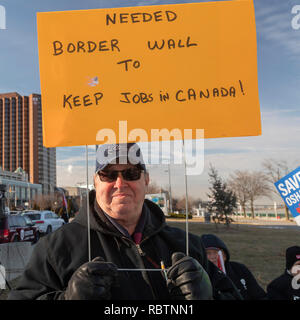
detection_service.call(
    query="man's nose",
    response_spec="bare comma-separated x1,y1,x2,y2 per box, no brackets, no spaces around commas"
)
114,173,127,188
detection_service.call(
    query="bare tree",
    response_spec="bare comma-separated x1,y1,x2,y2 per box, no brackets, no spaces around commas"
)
175,196,193,212
228,170,272,219
262,159,292,220
146,181,161,194
171,197,179,212
228,170,251,218
33,193,59,211
247,171,271,219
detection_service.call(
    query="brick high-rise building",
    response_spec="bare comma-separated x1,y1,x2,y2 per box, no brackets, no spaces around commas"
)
0,92,56,194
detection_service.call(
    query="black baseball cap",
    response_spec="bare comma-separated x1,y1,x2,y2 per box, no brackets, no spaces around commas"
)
95,143,146,173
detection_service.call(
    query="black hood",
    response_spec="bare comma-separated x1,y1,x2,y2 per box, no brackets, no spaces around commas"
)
73,189,167,239
201,234,230,261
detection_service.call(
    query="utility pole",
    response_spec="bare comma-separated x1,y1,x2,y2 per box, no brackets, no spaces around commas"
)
182,140,189,256
168,164,173,213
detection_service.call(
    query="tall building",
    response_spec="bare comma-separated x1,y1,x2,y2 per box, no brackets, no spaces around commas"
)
0,92,56,194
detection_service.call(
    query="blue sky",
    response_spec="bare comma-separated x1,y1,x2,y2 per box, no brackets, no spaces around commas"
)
0,0,299,203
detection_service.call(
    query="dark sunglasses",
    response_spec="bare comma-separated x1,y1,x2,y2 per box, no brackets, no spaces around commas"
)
98,167,144,182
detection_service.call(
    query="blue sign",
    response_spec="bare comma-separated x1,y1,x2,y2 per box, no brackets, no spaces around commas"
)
274,166,300,226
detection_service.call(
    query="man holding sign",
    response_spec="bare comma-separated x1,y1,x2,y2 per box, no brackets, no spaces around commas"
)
8,0,261,301
8,143,243,300
8,143,211,300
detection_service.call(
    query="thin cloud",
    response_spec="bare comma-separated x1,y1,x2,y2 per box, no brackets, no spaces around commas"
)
255,1,300,59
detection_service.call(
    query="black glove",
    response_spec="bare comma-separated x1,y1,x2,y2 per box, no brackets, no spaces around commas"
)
166,252,213,300
63,257,118,300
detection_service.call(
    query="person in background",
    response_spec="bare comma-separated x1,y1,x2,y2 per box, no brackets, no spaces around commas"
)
201,234,267,300
59,206,69,224
267,246,300,300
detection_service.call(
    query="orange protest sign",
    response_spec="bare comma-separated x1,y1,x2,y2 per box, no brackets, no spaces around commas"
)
37,0,261,147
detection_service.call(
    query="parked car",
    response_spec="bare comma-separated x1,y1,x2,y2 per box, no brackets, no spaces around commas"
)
21,211,65,235
0,214,39,244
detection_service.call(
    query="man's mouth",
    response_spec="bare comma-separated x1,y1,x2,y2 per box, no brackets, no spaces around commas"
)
113,193,130,198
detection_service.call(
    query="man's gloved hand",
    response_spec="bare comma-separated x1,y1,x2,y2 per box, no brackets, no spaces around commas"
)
166,252,213,300
63,257,118,300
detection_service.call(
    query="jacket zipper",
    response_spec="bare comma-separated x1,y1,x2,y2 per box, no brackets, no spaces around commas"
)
136,244,145,257
124,239,157,299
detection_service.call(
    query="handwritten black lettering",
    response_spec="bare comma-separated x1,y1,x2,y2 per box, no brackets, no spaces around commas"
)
120,92,131,103
117,59,141,71
106,13,116,25
111,39,120,52
120,92,153,103
230,87,236,97
142,13,152,22
105,10,177,25
148,39,165,50
159,91,170,102
52,39,120,56
187,89,196,100
73,95,81,107
83,95,92,106
153,11,163,22
63,92,103,109
94,92,103,105
131,13,140,23
175,86,238,102
87,41,97,52
99,40,109,51
199,89,209,98
67,43,76,53
77,41,86,53
166,10,177,22
147,36,197,50
63,94,73,109
120,13,129,23
53,41,63,56
213,88,219,97
117,59,132,71
175,90,186,102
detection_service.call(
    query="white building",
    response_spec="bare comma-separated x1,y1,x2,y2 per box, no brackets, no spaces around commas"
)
0,167,42,208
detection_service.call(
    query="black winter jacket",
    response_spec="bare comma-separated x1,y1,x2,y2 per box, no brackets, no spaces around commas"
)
225,261,266,300
8,192,241,300
201,234,266,300
267,270,300,300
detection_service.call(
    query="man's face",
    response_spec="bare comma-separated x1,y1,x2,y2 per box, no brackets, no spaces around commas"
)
94,163,149,225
